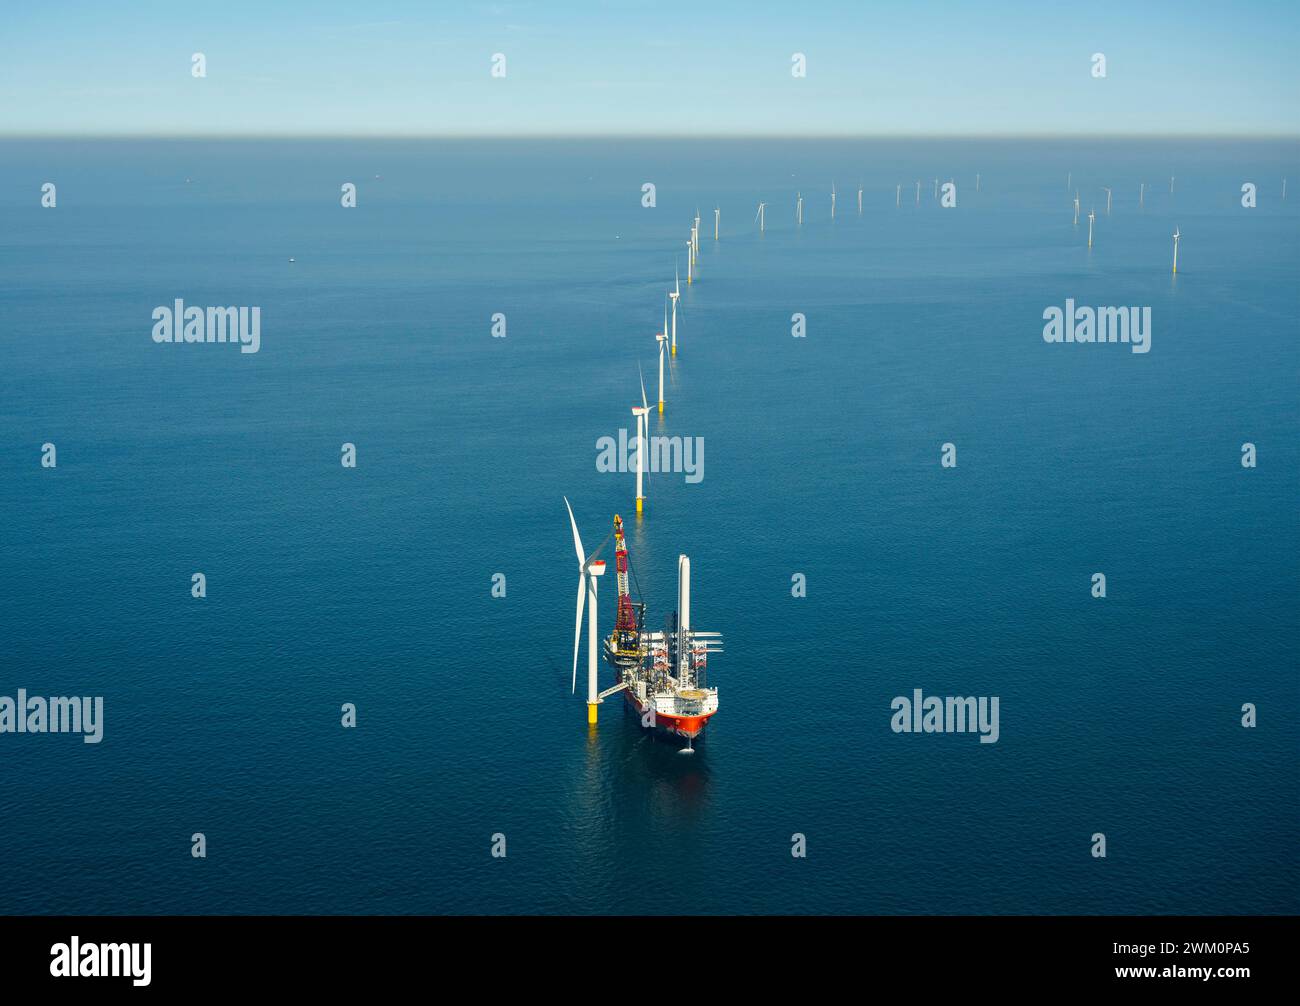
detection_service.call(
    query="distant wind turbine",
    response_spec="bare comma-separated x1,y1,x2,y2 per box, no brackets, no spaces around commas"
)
1172,227,1180,275
755,201,766,233
1102,187,1112,215
633,367,649,514
670,264,680,356
656,308,668,414
1087,208,1095,249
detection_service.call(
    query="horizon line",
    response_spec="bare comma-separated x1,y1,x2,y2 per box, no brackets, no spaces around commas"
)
4,131,1299,142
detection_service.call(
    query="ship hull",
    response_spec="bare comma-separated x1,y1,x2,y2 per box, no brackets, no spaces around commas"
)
623,688,714,740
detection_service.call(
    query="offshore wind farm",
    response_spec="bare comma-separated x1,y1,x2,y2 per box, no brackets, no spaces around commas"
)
2,134,1297,918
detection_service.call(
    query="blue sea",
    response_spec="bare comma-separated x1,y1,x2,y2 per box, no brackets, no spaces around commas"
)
0,138,1296,915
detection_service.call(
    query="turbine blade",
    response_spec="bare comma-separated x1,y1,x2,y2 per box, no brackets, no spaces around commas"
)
639,363,648,410
572,573,585,694
564,495,585,567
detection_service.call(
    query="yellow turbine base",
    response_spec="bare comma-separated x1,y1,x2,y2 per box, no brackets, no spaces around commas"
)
587,703,598,724
636,497,643,513
671,346,676,356
658,402,664,414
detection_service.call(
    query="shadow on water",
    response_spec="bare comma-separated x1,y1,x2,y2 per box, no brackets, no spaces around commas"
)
595,701,714,825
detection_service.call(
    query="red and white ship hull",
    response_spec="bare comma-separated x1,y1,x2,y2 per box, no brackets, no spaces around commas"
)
623,686,716,740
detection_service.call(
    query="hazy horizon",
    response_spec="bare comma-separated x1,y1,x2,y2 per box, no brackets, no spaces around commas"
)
2,0,1296,138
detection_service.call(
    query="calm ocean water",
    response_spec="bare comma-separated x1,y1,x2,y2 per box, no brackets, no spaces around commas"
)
0,139,1296,914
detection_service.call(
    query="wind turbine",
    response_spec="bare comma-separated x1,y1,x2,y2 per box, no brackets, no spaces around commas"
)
670,264,680,356
714,206,720,239
896,184,901,207
1172,227,1180,275
915,180,920,206
831,182,836,220
565,497,609,725
976,173,981,193
1283,179,1288,201
1073,191,1080,226
796,191,803,226
755,201,766,233
857,184,863,215
633,367,649,514
1139,182,1145,208
1170,176,1175,194
1102,186,1112,215
1087,208,1095,249
686,239,693,284
656,312,668,414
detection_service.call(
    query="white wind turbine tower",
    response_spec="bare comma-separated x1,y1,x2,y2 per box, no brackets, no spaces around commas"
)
1170,176,1175,194
565,497,609,725
670,264,680,356
1087,208,1095,249
755,200,766,233
686,238,693,284
1073,191,1080,226
1139,182,1145,208
896,184,901,207
915,180,920,206
831,182,837,220
796,191,803,226
1102,186,1112,215
857,184,863,215
1172,227,1180,275
694,210,701,251
714,206,720,239
656,310,668,414
1067,171,1072,191
633,367,649,514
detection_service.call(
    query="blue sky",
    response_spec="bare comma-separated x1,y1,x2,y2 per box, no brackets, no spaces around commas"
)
1,0,1296,136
